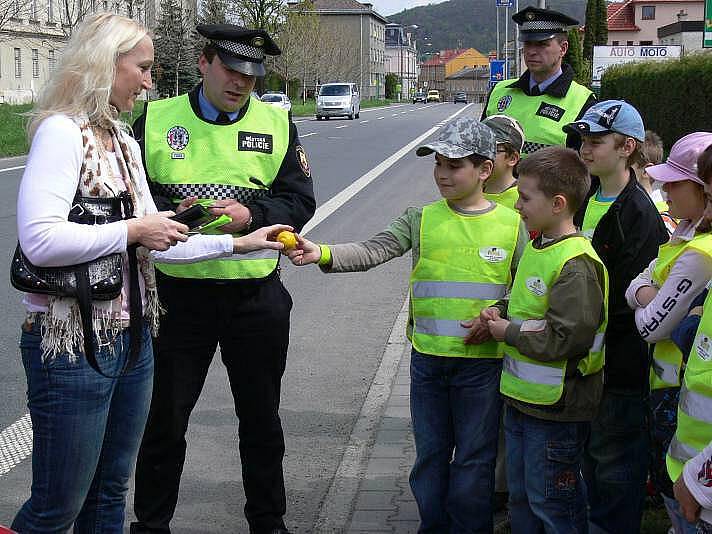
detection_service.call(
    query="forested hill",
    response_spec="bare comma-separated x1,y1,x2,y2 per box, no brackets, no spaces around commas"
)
388,0,586,56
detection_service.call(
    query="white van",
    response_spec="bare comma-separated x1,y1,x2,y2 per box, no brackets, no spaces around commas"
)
316,83,360,120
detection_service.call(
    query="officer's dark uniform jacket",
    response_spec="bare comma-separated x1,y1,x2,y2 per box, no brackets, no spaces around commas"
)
133,84,316,279
574,170,669,392
481,63,596,153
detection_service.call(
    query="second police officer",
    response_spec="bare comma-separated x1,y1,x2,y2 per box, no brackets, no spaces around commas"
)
482,7,596,156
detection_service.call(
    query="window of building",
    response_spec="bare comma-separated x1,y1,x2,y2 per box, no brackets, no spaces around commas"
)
612,40,620,45
47,0,54,21
102,0,107,10
640,40,653,45
14,48,21,78
31,0,38,20
48,49,56,72
641,6,655,20
627,40,634,45
32,49,39,77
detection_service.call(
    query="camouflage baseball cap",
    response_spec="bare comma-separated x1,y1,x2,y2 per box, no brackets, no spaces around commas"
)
416,117,496,160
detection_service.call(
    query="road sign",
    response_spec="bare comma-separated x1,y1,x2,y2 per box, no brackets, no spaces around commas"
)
496,0,514,6
592,45,682,87
489,59,506,85
705,0,712,47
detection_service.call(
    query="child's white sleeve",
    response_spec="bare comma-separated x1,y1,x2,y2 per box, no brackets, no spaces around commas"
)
625,258,657,309
683,440,712,511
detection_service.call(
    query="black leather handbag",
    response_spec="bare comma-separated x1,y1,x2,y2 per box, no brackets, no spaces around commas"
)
11,192,139,377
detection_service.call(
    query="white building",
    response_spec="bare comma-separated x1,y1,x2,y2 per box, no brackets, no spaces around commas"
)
384,22,417,100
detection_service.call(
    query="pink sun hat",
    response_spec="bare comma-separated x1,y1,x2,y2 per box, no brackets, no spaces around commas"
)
647,132,712,186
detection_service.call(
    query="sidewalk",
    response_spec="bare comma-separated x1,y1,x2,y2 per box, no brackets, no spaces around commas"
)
344,346,510,534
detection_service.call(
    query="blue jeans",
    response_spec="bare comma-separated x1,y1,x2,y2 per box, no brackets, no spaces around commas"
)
505,405,589,534
409,350,502,534
663,494,698,534
12,317,154,534
583,387,649,534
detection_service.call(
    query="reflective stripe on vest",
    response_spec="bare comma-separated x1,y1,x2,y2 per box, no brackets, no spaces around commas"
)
503,352,564,385
650,234,712,389
409,200,520,358
144,95,289,280
500,237,609,405
666,289,712,481
485,79,592,157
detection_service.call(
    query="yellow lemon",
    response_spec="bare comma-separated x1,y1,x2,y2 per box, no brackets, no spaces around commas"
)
277,231,297,250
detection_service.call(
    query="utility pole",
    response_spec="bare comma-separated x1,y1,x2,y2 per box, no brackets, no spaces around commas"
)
496,8,500,58
515,0,520,75
504,5,509,77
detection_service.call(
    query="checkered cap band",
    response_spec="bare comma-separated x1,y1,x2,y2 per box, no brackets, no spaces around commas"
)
521,141,553,155
213,39,265,61
520,20,567,31
151,183,268,204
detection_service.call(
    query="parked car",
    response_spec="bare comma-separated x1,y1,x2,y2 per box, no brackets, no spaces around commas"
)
426,90,441,102
260,93,292,118
454,92,468,103
316,82,360,120
412,91,426,104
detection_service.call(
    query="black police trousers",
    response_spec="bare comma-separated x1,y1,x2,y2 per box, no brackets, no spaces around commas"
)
132,271,292,534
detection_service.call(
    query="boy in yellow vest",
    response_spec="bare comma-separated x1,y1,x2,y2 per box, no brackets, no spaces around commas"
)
286,117,528,532
479,146,608,532
564,100,668,534
482,114,525,211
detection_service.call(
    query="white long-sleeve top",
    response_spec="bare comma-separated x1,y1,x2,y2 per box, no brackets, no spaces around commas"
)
683,440,712,523
17,114,233,317
625,220,712,343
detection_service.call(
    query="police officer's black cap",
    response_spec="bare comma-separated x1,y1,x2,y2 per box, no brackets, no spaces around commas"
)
197,24,281,77
512,6,579,42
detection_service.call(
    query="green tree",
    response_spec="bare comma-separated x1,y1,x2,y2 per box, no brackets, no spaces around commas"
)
583,0,607,61
272,0,319,99
198,0,228,25
385,73,399,99
564,28,587,85
154,0,199,97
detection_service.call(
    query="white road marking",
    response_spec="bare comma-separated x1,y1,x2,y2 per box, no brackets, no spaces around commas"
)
301,132,317,137
335,125,348,129
300,104,472,236
359,120,369,124
377,117,385,120
0,414,32,477
0,165,25,173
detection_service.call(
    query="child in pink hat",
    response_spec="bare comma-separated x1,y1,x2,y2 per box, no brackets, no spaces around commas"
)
626,132,712,533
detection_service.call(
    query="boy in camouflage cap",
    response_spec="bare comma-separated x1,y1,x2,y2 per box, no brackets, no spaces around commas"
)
285,116,528,531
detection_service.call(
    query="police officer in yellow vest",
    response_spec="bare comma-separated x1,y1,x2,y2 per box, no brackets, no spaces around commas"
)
481,7,596,157
130,25,315,534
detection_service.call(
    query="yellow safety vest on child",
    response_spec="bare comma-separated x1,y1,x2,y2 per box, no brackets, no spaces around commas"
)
500,237,609,405
410,199,520,358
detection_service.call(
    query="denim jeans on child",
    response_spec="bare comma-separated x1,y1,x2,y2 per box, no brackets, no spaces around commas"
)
409,350,502,534
12,317,154,534
505,404,590,534
583,387,649,534
662,494,698,534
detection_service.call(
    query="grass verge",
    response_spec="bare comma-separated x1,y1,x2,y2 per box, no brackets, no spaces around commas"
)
0,104,31,157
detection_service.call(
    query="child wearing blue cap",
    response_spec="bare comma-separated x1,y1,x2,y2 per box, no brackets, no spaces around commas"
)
564,100,669,533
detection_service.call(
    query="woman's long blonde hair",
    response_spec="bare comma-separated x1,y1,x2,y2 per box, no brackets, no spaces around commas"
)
28,13,148,138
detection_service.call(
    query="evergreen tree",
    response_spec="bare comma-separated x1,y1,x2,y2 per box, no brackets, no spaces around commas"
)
154,0,199,96
564,28,587,85
583,0,608,61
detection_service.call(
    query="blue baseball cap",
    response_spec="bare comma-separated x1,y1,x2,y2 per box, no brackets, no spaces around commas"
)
563,100,645,142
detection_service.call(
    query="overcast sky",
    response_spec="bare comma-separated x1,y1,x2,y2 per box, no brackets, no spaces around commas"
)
370,1,447,16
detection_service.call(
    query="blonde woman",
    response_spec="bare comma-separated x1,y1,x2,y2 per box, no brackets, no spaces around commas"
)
13,14,287,532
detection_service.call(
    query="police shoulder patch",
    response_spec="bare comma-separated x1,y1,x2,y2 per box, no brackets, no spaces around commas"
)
497,95,512,112
166,125,189,151
296,145,311,178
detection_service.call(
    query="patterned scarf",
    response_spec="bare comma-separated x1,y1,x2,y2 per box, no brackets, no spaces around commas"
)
41,114,161,360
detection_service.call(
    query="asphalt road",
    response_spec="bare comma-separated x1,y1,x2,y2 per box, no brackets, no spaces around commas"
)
0,102,480,532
